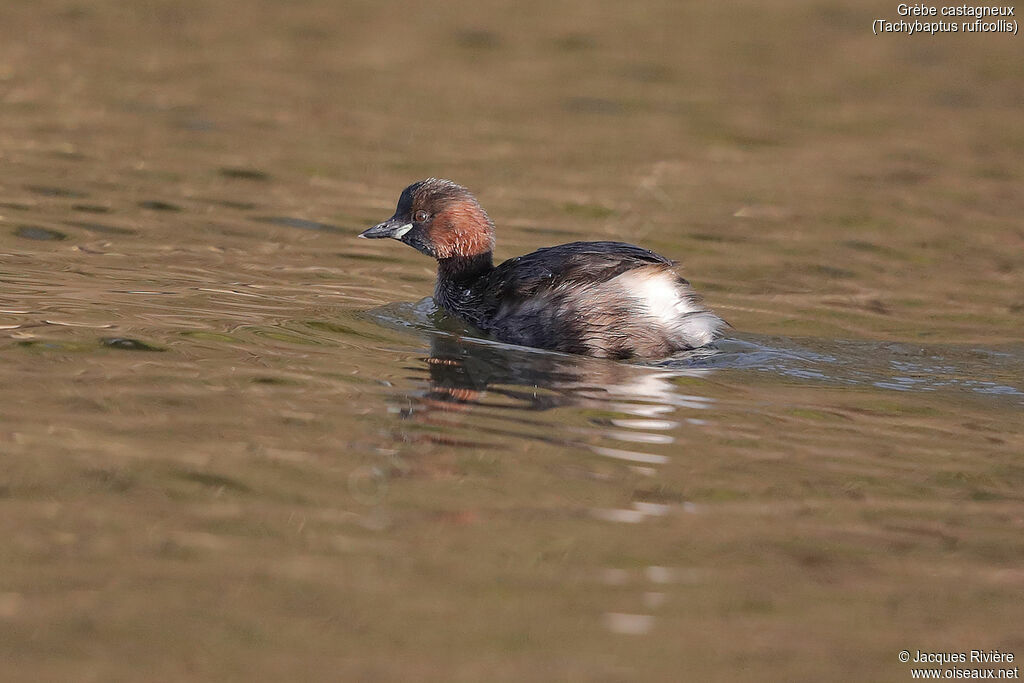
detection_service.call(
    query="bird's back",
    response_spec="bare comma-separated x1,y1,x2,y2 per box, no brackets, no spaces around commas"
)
464,241,725,359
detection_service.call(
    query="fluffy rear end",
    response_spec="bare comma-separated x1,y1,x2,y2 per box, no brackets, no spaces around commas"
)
613,265,725,351
489,264,724,359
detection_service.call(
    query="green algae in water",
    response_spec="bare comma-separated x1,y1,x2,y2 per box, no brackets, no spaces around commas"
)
14,225,67,241
100,337,166,352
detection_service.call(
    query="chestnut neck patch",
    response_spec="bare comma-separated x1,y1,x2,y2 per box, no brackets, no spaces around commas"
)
427,199,495,259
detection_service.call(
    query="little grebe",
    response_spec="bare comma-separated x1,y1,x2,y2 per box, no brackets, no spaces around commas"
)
359,179,725,359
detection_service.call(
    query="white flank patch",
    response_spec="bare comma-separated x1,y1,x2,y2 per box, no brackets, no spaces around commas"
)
392,223,413,239
615,268,723,346
617,270,694,324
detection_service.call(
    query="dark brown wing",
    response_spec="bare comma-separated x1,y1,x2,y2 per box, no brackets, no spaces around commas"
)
482,241,674,301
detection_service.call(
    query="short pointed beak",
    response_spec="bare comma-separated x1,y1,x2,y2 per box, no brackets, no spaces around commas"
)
358,217,413,240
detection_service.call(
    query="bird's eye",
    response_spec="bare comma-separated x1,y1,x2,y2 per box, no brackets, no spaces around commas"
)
414,210,429,223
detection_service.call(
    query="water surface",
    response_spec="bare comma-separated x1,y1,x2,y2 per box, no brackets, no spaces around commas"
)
1,1,1022,680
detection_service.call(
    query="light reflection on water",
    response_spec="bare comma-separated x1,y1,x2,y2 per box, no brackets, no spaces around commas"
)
360,297,1024,639
358,311,733,638
369,298,1024,403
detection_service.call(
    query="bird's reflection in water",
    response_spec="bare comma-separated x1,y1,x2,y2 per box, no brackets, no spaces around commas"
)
368,328,722,637
387,331,718,497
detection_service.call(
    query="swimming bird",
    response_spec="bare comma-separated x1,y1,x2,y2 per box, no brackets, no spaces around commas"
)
359,178,726,359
